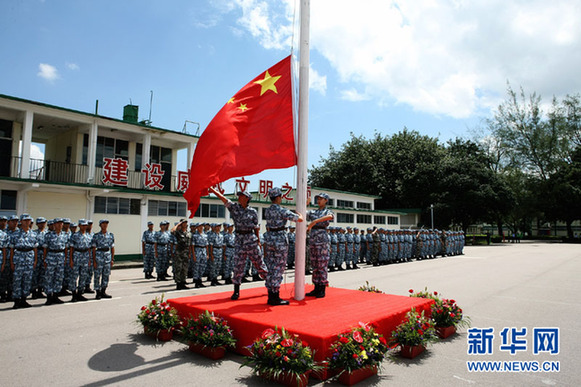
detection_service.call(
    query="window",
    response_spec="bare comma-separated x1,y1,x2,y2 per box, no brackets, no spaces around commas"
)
0,190,17,210
337,213,354,223
336,200,354,208
388,216,399,225
149,145,172,192
374,215,386,224
95,136,129,167
192,203,224,218
357,202,371,210
94,196,140,215
357,214,371,224
149,200,187,217
135,143,142,172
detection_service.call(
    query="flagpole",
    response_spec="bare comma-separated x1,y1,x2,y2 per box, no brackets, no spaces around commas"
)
294,0,310,301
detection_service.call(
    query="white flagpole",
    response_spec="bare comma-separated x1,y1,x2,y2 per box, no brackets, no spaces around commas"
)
294,0,310,300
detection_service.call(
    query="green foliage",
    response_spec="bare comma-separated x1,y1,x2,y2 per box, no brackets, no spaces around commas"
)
358,281,383,293
327,322,389,372
137,294,180,333
390,309,438,347
431,299,471,329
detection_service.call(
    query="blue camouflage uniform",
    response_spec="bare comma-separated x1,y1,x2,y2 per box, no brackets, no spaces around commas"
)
223,227,235,281
307,199,333,287
69,227,93,293
365,229,373,263
353,229,361,266
9,220,38,300
141,224,157,276
0,228,8,298
263,201,299,293
379,229,388,264
61,220,72,291
337,229,346,269
92,224,114,293
191,225,208,285
31,219,47,296
287,227,296,268
226,199,268,285
345,228,354,267
329,228,338,269
207,225,224,283
0,219,17,300
42,226,69,297
155,226,172,277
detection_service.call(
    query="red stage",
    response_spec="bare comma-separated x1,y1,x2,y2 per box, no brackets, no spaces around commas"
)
168,283,434,362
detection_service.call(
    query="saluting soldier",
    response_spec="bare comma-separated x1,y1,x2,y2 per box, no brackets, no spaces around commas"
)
9,214,38,309
306,193,334,298
92,219,114,299
170,219,192,290
263,187,303,306
141,221,157,279
42,218,68,305
208,187,268,301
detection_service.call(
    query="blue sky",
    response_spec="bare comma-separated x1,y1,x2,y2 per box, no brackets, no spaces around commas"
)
2,0,580,193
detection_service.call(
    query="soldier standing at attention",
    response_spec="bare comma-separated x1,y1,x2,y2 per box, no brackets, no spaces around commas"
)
60,218,72,297
42,218,68,305
223,224,235,284
306,193,334,298
31,217,47,299
0,215,18,302
141,221,157,279
191,223,208,288
170,219,191,290
92,219,114,299
154,221,171,281
359,229,366,264
207,223,224,286
0,223,7,302
329,227,338,271
337,227,346,270
345,226,354,269
69,219,92,302
83,220,95,295
371,227,381,266
287,225,296,270
9,214,38,309
263,187,303,306
208,186,268,301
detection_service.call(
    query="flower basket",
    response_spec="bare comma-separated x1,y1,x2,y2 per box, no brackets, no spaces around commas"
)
181,310,236,354
337,365,378,385
399,344,425,359
390,308,438,352
144,326,173,341
188,342,226,360
242,327,319,384
259,369,311,387
327,322,389,377
310,362,339,381
436,325,456,339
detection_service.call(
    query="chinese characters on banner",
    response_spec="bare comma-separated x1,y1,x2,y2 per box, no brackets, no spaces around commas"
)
102,159,307,196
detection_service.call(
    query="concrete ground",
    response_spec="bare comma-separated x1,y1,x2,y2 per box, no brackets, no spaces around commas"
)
1,242,579,387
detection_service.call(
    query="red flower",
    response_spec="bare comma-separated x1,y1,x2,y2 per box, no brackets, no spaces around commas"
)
160,302,166,307
281,339,293,347
450,313,455,318
141,306,146,310
418,329,424,335
302,341,309,347
352,354,358,359
287,349,293,355
152,299,157,305
339,337,350,344
379,337,387,345
360,345,365,351
145,310,150,314
283,356,290,362
409,289,414,293
434,291,438,295
275,351,281,357
353,331,363,343
261,328,275,339
450,299,456,304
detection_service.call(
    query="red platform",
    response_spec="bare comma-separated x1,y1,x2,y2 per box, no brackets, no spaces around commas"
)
168,283,434,362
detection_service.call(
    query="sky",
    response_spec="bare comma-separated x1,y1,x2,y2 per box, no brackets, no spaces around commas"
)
1,0,580,193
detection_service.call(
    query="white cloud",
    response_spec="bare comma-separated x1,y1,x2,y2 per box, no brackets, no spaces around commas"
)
340,88,369,102
66,62,79,71
228,0,581,119
309,65,326,95
37,63,59,82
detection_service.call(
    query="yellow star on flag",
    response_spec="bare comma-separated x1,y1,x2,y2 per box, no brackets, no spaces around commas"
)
254,70,281,96
238,103,248,112
227,97,235,104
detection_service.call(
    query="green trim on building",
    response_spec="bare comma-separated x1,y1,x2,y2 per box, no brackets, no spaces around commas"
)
116,254,143,262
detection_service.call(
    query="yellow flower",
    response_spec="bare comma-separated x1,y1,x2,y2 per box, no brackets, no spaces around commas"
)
372,339,380,345
277,345,281,349
360,350,368,360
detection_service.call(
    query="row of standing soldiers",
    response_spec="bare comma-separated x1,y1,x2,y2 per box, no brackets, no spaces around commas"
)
0,215,115,309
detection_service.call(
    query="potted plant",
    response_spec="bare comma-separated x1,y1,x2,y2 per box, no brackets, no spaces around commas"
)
137,294,180,341
358,281,383,293
181,310,236,360
327,322,389,385
431,298,470,338
408,287,440,300
390,309,438,359
242,327,318,387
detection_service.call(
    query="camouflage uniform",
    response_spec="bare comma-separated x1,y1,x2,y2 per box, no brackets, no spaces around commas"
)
9,226,38,300
171,225,191,287
352,228,361,267
371,229,380,265
287,227,296,269
31,220,47,296
69,229,93,293
92,228,114,294
155,229,172,277
307,206,333,287
336,229,346,269
263,202,298,293
329,228,338,270
0,229,9,300
345,227,354,268
42,228,68,297
207,226,224,284
191,226,208,286
223,228,235,281
141,227,157,276
226,200,268,285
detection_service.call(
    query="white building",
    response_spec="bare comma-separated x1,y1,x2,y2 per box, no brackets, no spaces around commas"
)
0,94,413,260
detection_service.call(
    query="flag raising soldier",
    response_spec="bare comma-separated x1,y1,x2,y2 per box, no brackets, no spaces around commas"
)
306,193,334,298
263,187,303,306
208,186,268,301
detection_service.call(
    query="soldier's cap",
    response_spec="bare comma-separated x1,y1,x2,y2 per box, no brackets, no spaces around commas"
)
268,187,282,199
189,222,197,227
99,219,109,225
9,215,19,221
0,215,7,221
237,191,253,199
88,220,93,224
70,222,78,228
346,226,352,230
213,223,221,228
79,219,88,226
160,220,169,226
20,214,33,221
289,225,295,229
314,192,330,201
179,219,188,224
63,218,71,224
47,219,54,225
222,222,229,227
147,221,154,226
54,218,64,223
204,222,210,226
227,223,234,228
36,217,47,224
367,227,372,231
354,227,358,230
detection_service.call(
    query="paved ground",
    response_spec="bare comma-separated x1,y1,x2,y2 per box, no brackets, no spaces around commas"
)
1,242,579,386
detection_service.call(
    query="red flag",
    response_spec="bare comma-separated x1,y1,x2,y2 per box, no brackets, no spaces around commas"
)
184,56,296,216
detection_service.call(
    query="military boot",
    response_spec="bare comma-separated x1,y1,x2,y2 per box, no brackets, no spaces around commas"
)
101,288,112,299
315,284,326,298
71,291,78,302
95,289,102,300
84,285,95,294
231,284,240,300
306,284,320,297
77,290,88,302
267,291,289,306
21,297,32,308
45,294,54,306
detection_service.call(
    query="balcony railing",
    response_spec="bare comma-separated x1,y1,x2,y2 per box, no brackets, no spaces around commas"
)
4,157,178,192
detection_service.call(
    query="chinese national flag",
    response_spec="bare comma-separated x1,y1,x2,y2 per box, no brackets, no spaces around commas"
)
184,56,296,216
